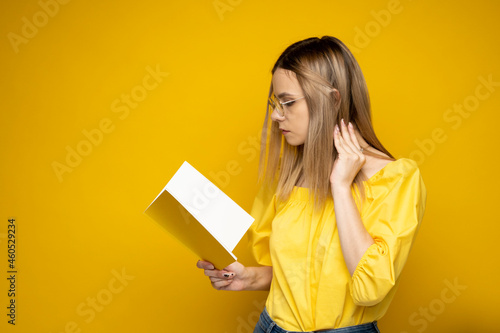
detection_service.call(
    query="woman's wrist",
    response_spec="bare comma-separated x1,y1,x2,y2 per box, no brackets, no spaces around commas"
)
331,181,352,192
243,266,272,291
242,266,255,291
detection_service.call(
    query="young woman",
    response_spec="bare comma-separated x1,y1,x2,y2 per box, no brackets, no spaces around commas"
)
196,35,427,333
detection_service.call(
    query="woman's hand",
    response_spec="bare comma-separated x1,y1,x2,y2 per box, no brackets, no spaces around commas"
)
331,118,366,189
196,260,250,291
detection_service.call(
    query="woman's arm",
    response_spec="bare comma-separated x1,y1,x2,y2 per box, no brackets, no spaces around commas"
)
332,185,374,276
331,119,374,276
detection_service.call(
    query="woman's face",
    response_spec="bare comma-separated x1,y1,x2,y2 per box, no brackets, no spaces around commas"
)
271,68,309,146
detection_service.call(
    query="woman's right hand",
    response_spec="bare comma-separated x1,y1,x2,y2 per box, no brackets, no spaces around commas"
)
196,260,250,291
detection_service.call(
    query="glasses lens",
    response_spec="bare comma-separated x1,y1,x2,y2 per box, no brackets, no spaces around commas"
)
270,95,284,116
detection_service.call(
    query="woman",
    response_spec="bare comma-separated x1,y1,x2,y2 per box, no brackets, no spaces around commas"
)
196,35,427,333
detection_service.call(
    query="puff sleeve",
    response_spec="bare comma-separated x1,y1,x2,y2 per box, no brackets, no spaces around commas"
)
349,160,427,306
246,182,277,266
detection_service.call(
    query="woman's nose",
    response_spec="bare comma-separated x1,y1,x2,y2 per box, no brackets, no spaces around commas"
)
270,108,284,122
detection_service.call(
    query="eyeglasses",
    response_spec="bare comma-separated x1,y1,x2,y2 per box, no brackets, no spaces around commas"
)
268,94,305,117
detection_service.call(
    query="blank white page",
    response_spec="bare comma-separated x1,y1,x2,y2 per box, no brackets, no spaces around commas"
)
165,161,254,252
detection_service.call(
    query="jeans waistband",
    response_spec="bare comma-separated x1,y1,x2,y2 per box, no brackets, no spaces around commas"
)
258,307,380,333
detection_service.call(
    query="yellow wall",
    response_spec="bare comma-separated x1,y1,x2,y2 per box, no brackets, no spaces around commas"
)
1,0,498,332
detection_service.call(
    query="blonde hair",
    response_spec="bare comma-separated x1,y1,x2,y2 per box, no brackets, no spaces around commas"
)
258,36,395,212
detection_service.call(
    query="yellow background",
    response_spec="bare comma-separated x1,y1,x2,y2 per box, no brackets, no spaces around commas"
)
1,0,498,332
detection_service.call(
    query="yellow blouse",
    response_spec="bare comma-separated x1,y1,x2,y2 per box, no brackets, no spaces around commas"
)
247,157,427,331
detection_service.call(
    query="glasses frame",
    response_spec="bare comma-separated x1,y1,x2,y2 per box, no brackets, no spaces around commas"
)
269,95,305,117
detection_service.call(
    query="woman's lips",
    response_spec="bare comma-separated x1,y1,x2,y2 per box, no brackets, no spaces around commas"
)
281,129,290,135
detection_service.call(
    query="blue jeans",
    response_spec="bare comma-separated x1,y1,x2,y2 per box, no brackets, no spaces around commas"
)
253,307,381,333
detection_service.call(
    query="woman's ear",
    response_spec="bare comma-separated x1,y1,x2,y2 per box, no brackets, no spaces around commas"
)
330,88,341,107
331,88,340,98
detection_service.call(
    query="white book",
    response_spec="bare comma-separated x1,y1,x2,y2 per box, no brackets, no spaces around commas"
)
144,161,255,270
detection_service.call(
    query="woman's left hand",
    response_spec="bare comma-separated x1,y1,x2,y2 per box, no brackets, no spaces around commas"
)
330,119,366,189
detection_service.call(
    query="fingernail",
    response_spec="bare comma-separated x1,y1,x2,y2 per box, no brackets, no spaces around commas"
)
341,118,345,125
349,122,353,128
208,264,215,270
335,124,339,131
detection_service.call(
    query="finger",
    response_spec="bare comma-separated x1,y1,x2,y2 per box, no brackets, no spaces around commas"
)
337,120,355,153
210,275,233,283
220,270,235,279
334,125,347,155
348,122,363,150
204,269,234,279
204,269,220,278
212,279,233,290
210,277,228,283
197,260,215,270
339,119,357,154
223,261,239,271
343,121,362,155
342,120,364,157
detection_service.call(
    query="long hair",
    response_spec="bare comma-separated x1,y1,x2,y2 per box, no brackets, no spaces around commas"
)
258,35,395,212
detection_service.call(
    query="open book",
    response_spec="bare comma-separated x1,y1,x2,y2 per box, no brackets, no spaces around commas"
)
144,161,255,270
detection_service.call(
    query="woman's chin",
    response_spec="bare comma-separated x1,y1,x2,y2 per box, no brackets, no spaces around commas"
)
284,137,305,146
